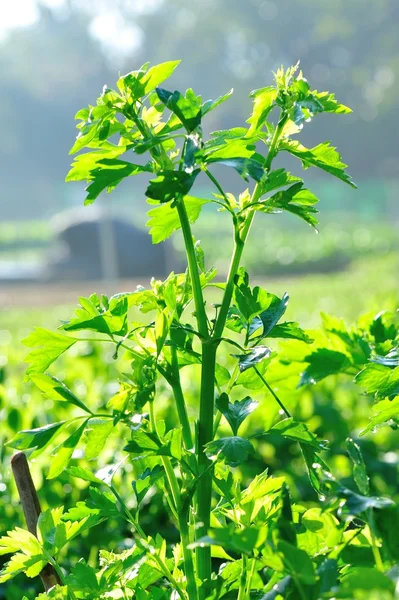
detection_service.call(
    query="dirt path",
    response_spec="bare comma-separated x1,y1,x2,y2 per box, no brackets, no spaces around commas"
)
0,279,148,309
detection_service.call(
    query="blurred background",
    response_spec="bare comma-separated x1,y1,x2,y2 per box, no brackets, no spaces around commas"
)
0,0,398,318
0,4,398,598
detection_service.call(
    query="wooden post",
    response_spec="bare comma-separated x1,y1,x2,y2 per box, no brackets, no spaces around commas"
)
11,452,62,592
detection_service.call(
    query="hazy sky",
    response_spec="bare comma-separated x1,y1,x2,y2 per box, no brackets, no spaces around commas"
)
0,0,161,57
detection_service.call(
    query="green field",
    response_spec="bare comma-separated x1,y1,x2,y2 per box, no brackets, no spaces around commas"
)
1,251,398,598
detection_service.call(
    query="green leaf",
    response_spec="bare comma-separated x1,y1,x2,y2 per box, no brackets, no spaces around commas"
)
34,587,68,600
66,145,125,180
215,362,231,387
66,559,99,595
124,429,160,456
7,421,66,452
63,487,118,522
203,136,257,162
269,418,328,451
0,528,47,583
361,396,399,435
346,438,369,495
191,525,260,554
233,346,272,372
317,559,338,597
48,421,88,479
338,487,394,516
258,182,319,228
120,60,180,99
279,139,356,188
233,268,280,323
202,89,233,116
312,90,352,115
267,322,313,343
60,294,129,337
30,373,91,414
276,483,297,546
370,311,397,343
156,87,202,132
69,107,114,154
259,168,303,195
109,356,156,412
84,418,114,461
0,552,47,583
299,348,351,386
37,507,65,551
123,427,180,460
205,436,254,467
258,292,289,337
235,353,275,389
204,157,264,182
246,86,277,135
132,465,165,504
277,540,316,585
67,466,104,484
215,393,258,435
68,151,153,206
155,309,170,356
23,328,76,377
226,306,247,334
301,445,332,496
375,506,399,561
338,567,394,596
355,363,399,400
145,170,200,203
0,527,43,556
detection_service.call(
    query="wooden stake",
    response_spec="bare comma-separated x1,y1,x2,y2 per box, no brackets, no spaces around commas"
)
11,451,62,592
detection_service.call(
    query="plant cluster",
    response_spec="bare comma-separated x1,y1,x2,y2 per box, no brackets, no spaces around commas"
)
1,61,399,600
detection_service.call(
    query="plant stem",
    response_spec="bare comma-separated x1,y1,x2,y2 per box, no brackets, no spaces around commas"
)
237,554,248,600
176,198,209,340
196,340,217,588
245,557,257,597
179,112,288,596
174,189,214,593
214,113,287,336
149,400,198,600
254,367,291,418
203,167,230,204
368,508,384,572
264,114,288,171
170,343,194,451
213,236,246,340
292,574,307,600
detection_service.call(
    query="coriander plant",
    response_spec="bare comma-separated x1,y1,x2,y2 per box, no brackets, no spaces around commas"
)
4,61,397,600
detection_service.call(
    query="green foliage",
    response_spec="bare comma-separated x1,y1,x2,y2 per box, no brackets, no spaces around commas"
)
3,59,398,600
215,393,258,435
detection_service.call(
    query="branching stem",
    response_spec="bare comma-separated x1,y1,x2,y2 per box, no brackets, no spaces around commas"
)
254,367,291,418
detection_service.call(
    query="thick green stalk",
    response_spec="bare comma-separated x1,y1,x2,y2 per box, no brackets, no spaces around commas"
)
162,455,198,600
174,195,215,590
196,340,218,587
179,115,288,594
149,401,198,600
